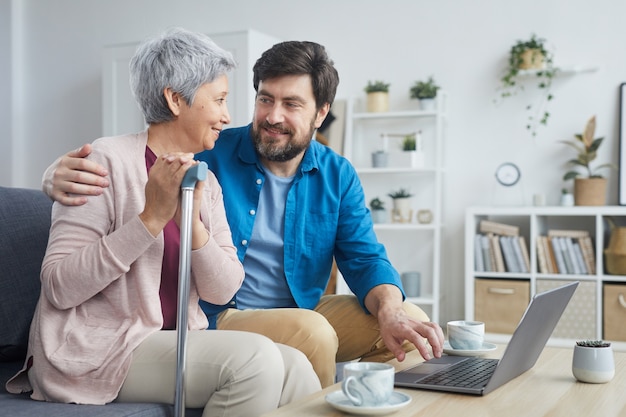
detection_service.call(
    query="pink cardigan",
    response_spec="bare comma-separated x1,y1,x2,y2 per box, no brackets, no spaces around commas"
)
7,131,244,404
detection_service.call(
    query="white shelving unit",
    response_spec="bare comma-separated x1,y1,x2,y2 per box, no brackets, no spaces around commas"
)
465,206,626,350
339,93,447,324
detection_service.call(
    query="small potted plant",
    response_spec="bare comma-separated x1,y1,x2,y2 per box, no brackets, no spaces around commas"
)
369,197,386,224
561,115,616,206
364,80,390,113
401,132,424,168
409,76,440,111
498,34,557,137
572,340,614,383
387,188,414,223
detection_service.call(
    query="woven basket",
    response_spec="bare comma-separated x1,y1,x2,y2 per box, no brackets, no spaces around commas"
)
605,221,626,275
574,178,607,206
605,251,626,275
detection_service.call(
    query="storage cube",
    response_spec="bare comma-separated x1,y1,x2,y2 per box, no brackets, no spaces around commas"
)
536,280,596,339
475,278,530,334
603,283,626,341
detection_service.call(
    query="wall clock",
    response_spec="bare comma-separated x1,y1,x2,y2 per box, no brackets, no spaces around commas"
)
495,162,521,187
492,162,524,206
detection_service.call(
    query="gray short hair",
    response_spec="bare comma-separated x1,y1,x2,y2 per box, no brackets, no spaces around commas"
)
129,27,237,125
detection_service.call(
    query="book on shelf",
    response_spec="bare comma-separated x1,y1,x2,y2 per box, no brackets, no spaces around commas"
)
572,241,588,274
536,236,549,273
474,234,485,272
479,234,494,272
479,220,519,236
547,229,590,239
545,237,558,273
500,235,521,272
518,236,531,273
536,233,595,275
578,236,596,274
550,236,568,274
490,234,506,273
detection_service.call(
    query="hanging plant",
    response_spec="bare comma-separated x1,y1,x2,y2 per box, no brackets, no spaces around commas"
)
498,34,557,137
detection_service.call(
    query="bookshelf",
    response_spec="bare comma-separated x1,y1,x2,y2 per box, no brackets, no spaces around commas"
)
335,94,447,324
465,206,626,350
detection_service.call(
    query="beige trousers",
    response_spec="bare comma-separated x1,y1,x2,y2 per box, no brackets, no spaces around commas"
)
117,330,321,417
217,294,430,388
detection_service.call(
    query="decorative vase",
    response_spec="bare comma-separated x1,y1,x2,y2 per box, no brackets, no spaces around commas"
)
574,177,607,206
366,92,389,112
400,271,421,297
391,198,412,223
371,151,389,168
371,209,386,224
419,98,435,111
561,192,574,206
518,48,545,70
572,344,615,383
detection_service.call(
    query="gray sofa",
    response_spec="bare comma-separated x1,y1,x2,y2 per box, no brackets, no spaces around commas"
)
0,186,201,417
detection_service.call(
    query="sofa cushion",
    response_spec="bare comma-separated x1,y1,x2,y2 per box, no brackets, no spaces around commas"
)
0,187,52,362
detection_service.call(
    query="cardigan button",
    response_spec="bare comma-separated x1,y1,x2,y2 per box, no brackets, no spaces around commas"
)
241,240,248,246
256,178,262,185
249,209,256,215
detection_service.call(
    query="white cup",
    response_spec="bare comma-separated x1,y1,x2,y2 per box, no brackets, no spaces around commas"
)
341,362,394,407
447,320,485,350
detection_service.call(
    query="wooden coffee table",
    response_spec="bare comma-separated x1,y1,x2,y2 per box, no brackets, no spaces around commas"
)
262,345,626,416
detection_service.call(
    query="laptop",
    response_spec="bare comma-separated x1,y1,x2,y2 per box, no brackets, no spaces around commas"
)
395,281,578,395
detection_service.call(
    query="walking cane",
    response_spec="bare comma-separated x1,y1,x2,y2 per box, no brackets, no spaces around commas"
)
174,161,208,417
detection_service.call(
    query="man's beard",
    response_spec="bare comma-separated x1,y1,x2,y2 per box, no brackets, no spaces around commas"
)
252,120,316,162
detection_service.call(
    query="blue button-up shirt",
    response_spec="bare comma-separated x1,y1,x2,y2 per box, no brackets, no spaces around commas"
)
197,124,403,327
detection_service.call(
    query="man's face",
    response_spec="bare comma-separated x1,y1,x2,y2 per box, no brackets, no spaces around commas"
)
252,74,329,162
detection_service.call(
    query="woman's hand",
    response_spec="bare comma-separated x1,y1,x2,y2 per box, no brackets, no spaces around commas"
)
174,169,210,249
139,152,197,237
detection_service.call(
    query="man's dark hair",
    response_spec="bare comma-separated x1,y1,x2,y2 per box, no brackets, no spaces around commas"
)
253,41,339,110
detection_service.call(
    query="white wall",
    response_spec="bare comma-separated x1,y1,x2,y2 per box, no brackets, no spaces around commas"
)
7,0,626,324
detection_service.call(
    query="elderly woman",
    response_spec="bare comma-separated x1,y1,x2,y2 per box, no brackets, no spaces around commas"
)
6,28,320,415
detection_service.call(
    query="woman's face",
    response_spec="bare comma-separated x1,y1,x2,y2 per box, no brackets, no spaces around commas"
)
177,74,231,153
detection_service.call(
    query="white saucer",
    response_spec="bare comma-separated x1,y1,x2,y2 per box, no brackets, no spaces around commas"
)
443,341,497,357
325,390,411,416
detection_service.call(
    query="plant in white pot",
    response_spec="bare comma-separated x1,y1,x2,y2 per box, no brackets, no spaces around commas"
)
409,76,439,111
388,188,413,223
364,80,390,113
572,340,615,383
561,115,616,206
369,197,387,224
401,131,424,168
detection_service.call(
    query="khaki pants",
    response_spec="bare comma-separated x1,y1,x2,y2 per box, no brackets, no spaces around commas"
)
217,294,430,388
117,330,320,417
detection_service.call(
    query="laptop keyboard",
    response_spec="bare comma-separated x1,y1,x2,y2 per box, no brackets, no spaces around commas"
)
419,358,498,388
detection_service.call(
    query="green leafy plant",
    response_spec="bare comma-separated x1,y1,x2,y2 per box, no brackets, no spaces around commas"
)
409,76,440,99
562,115,616,180
387,188,414,199
402,134,416,151
576,340,611,348
364,80,390,93
498,34,557,137
369,197,385,211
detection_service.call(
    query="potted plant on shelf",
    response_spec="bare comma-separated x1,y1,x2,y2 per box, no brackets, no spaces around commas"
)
561,115,616,206
572,340,614,383
409,76,440,111
388,188,413,223
369,197,387,224
401,132,424,168
498,34,557,137
364,80,390,113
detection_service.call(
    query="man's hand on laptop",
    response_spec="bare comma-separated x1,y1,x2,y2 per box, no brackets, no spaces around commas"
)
380,309,445,362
